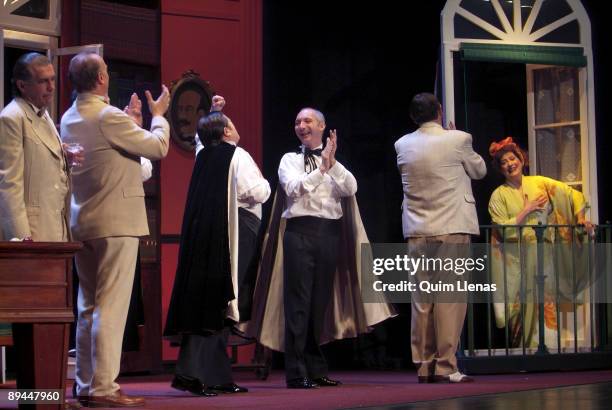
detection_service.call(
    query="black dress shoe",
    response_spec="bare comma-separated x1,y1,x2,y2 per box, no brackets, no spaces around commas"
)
312,376,342,387
209,383,248,393
286,377,319,389
171,375,218,397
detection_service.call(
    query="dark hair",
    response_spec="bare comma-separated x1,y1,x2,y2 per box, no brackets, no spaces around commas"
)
409,92,440,125
68,52,101,93
195,89,208,114
197,111,228,146
11,52,52,97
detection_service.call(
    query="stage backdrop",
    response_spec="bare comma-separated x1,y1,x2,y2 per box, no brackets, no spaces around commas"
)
160,0,262,361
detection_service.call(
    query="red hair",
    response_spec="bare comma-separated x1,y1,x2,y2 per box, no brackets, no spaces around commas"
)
489,137,528,173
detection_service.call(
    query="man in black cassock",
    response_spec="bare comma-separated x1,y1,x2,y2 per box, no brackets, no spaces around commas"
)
164,99,270,396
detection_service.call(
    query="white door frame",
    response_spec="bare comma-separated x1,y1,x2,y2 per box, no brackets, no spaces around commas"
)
1,28,103,119
440,0,598,221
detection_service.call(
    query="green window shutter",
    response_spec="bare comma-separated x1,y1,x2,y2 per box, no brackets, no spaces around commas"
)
460,43,586,67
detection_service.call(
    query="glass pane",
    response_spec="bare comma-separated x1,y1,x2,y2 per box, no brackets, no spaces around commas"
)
459,0,505,32
536,20,580,44
11,0,49,19
532,0,573,32
455,14,500,40
499,0,514,26
535,125,581,183
521,0,537,30
534,67,579,125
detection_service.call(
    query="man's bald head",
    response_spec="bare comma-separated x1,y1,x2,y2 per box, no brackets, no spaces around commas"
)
69,52,105,93
299,107,325,124
294,107,326,149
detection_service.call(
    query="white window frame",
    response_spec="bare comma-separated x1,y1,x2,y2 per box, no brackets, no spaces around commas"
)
0,0,61,37
1,26,103,122
441,0,598,221
526,64,589,193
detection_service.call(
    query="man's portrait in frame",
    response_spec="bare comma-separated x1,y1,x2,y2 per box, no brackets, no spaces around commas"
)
169,72,214,151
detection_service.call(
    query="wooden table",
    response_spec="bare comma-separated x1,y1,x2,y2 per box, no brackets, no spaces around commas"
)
0,242,81,410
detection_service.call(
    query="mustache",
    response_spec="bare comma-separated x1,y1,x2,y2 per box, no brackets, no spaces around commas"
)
177,119,191,127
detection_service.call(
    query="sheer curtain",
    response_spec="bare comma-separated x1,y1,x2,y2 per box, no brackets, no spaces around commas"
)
534,67,581,186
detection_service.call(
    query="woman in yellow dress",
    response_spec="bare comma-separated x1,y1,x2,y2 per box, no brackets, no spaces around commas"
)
488,137,593,348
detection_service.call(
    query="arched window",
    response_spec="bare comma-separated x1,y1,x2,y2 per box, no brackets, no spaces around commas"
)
441,0,598,221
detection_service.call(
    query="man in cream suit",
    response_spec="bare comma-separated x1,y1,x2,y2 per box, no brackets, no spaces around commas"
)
61,52,170,408
0,52,71,241
395,93,486,384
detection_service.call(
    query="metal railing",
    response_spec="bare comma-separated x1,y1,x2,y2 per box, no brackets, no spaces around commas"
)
458,224,612,373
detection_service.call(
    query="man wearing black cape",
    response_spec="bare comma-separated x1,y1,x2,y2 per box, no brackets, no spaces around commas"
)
164,98,270,396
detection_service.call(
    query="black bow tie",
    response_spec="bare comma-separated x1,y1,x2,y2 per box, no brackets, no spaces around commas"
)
304,148,322,156
296,147,322,156
299,147,322,173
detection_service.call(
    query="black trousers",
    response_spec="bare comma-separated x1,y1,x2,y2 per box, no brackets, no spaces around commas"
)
283,216,339,381
176,328,233,386
175,209,261,385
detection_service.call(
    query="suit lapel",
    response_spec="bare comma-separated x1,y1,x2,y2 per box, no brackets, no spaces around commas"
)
17,98,62,159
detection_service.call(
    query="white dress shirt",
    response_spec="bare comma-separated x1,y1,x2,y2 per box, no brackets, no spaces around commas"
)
195,134,270,219
278,146,357,219
140,157,153,181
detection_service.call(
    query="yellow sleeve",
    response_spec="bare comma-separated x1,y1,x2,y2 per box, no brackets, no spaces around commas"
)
488,187,517,226
541,176,587,218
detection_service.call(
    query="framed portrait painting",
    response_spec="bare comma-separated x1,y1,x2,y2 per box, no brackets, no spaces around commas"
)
168,71,214,151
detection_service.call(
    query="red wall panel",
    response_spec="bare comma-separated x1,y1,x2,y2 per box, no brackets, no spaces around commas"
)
160,0,262,361
161,13,242,233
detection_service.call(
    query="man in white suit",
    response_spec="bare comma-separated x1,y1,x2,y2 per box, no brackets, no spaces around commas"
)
0,52,72,241
61,52,170,408
395,93,486,383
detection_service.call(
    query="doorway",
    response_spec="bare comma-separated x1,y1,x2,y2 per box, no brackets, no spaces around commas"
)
2,47,34,107
453,57,528,226
0,29,58,117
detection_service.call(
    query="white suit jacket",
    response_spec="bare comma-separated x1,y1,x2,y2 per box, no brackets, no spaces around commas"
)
0,97,70,241
394,121,486,238
60,93,169,241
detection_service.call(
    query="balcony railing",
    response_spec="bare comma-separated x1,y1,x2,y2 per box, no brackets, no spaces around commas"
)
458,224,612,373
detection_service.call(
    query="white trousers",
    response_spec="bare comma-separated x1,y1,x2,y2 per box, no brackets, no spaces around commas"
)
75,237,139,396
